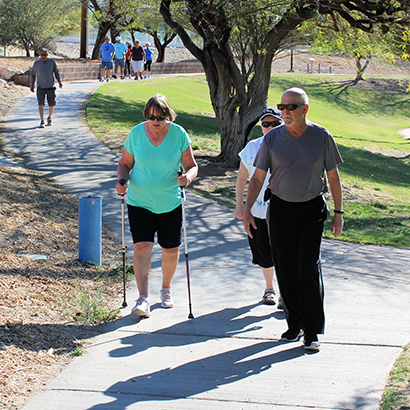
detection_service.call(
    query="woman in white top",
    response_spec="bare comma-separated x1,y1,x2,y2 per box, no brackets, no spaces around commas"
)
234,108,283,305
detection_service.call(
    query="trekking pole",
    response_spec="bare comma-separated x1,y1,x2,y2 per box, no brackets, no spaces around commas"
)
178,167,194,319
118,178,128,308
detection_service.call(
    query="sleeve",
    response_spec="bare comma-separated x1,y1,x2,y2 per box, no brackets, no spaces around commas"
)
180,126,191,152
30,64,36,88
53,61,62,85
124,127,137,154
254,137,270,172
324,133,343,171
238,145,250,167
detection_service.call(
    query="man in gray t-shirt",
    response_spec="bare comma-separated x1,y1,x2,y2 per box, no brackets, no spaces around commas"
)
30,49,63,128
243,87,344,352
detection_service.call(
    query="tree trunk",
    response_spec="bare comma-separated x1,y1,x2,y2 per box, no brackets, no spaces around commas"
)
153,34,165,62
151,31,177,63
354,54,371,83
160,0,316,166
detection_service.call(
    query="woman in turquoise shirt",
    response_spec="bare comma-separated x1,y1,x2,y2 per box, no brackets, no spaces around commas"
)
116,94,198,318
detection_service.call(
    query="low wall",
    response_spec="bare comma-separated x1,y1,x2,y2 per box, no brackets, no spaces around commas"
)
15,60,204,86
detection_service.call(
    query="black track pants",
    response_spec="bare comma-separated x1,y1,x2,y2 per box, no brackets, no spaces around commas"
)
268,194,328,336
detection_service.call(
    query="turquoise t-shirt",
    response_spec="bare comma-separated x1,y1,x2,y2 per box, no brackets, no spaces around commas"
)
124,122,191,213
114,42,127,59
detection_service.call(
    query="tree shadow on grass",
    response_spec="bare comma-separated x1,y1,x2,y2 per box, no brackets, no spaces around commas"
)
88,93,220,140
337,145,410,188
270,77,410,116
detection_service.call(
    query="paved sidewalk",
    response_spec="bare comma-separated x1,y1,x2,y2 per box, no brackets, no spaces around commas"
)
5,81,410,410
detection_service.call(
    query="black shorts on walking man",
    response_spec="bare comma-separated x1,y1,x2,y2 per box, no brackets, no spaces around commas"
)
243,87,344,352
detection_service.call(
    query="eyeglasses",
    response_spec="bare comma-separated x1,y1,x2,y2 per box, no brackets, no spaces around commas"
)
145,113,167,121
261,120,282,128
40,54,47,56
277,103,304,111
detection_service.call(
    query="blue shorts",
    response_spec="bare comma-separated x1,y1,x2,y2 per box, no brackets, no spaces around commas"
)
101,61,113,70
115,58,125,68
127,205,182,249
36,87,56,106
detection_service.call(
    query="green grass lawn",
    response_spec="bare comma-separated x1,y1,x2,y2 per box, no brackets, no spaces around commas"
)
87,74,410,248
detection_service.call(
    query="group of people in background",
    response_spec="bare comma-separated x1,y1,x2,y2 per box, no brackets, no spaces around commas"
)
99,36,153,82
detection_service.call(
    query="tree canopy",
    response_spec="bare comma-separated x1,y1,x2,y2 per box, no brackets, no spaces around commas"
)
307,14,410,82
0,0,77,56
160,0,410,166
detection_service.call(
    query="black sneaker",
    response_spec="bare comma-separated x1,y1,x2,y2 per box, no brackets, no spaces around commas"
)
120,75,124,80
304,334,320,351
281,328,303,342
46,117,52,126
99,77,104,82
39,120,45,128
113,74,117,79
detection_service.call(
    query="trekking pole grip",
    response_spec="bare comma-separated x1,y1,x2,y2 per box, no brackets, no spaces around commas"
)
118,178,127,196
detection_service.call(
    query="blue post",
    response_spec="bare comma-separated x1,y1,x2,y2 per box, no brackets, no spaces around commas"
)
329,66,332,74
318,63,321,74
79,196,102,265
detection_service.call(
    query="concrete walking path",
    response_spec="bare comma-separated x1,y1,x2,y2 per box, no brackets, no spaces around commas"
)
4,80,410,410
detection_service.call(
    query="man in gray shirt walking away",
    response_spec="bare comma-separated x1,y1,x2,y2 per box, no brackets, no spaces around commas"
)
30,49,63,128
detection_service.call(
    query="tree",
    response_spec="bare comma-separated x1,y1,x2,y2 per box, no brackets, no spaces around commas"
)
307,16,407,83
0,0,75,56
160,0,410,166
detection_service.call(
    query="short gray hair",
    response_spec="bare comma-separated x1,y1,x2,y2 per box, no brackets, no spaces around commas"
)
284,87,309,105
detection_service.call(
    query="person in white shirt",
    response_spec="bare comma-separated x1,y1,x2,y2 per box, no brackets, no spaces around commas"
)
234,108,283,306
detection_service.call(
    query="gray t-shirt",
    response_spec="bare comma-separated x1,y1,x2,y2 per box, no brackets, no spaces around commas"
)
254,122,343,202
30,58,62,89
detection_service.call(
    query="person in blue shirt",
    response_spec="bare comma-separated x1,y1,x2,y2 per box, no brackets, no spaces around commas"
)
116,94,198,318
113,36,128,79
99,36,115,82
144,42,153,79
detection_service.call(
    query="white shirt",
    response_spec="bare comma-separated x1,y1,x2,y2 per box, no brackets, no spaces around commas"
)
239,136,271,219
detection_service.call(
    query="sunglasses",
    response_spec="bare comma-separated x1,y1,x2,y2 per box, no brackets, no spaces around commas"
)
261,120,282,128
145,113,167,121
277,103,304,111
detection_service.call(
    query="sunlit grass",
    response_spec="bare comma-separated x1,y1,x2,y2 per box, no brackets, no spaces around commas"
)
87,74,410,248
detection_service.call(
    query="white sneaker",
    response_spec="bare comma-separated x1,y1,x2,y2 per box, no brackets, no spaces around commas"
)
160,288,175,308
131,296,150,318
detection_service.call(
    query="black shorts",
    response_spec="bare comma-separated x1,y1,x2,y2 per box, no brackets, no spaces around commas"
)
248,217,274,268
127,205,182,249
37,87,56,106
144,60,152,71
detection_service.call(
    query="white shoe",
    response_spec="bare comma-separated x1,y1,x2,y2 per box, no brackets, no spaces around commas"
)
131,296,150,318
160,288,175,308
304,335,320,351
